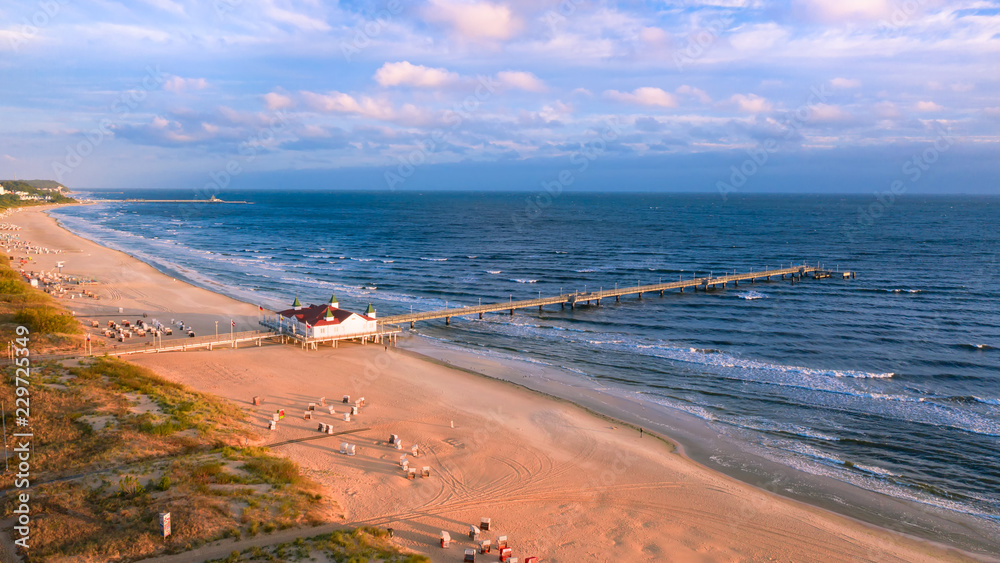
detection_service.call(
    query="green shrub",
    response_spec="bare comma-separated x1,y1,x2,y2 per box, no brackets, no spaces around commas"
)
13,306,80,333
241,457,301,486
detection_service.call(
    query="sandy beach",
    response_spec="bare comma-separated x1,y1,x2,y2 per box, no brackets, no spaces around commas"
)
13,205,989,562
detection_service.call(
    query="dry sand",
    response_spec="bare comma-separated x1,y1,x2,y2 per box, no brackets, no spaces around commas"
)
15,206,986,562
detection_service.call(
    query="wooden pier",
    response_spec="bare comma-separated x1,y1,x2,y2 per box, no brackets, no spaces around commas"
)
103,330,276,356
377,264,853,328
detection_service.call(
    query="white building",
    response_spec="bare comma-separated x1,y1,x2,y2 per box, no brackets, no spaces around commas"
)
276,293,377,340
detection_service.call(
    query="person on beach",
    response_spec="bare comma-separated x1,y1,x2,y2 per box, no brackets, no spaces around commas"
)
640,428,643,438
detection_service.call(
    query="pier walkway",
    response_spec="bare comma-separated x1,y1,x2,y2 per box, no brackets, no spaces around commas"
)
102,330,276,356
378,264,853,328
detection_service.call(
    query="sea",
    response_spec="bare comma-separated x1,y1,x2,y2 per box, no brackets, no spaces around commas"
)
50,191,999,547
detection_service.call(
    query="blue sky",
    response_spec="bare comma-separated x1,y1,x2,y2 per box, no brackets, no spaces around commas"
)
1,0,998,192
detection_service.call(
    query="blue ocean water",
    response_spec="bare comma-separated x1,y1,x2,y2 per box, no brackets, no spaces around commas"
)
51,191,999,528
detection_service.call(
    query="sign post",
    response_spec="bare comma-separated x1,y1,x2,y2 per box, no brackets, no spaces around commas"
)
159,512,171,538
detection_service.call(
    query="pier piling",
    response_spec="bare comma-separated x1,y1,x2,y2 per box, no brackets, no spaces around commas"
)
381,264,849,329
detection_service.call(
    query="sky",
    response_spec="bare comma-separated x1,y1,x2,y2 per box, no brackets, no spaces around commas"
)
1,0,998,193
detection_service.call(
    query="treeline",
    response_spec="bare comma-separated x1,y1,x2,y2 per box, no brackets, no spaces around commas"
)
0,180,76,207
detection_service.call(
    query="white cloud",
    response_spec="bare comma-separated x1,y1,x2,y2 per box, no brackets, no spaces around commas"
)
793,0,893,21
2,154,16,162
605,87,678,108
873,101,900,119
300,91,430,125
163,76,208,93
423,0,520,41
809,103,852,122
639,26,669,45
915,100,943,112
264,92,294,110
676,85,712,104
951,83,974,92
496,70,546,92
138,0,186,16
729,23,790,52
730,93,772,113
374,61,459,88
830,77,861,89
261,0,331,32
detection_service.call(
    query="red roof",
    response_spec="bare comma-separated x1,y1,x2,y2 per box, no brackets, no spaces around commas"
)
278,304,374,326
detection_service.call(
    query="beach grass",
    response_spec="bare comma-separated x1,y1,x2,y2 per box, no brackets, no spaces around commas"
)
0,357,417,562
204,528,432,563
0,256,82,350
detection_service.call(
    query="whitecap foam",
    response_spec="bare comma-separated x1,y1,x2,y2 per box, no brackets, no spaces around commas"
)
510,279,538,283
735,290,768,300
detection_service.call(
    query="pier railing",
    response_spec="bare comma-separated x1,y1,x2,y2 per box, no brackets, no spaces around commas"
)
99,330,275,356
378,264,847,326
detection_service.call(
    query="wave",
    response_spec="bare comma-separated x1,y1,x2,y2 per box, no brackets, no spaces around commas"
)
735,291,768,300
957,343,993,351
576,268,596,273
467,255,477,259
858,288,924,294
510,279,538,283
421,257,448,262
924,395,1000,407
486,270,502,274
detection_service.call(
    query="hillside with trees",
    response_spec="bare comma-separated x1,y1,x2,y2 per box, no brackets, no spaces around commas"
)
0,179,76,206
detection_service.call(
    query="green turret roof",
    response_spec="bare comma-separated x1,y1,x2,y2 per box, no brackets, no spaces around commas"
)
329,292,338,304
365,303,375,314
292,297,301,307
324,307,335,319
